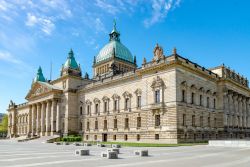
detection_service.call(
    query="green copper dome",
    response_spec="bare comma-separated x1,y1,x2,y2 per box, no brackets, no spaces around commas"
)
34,66,46,82
95,21,133,64
64,49,79,69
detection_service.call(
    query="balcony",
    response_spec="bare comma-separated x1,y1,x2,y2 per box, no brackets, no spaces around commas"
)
150,102,164,110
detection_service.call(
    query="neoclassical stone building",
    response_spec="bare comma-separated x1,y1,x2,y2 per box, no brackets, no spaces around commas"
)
7,23,250,143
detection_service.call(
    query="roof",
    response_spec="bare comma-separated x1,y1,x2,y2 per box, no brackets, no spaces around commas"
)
34,66,46,82
64,49,79,69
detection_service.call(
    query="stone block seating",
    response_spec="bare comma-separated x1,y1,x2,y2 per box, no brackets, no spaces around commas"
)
73,143,81,146
101,151,118,159
75,149,90,156
111,144,121,148
63,142,70,145
134,150,148,156
97,143,105,147
107,148,120,154
54,142,61,145
84,143,92,147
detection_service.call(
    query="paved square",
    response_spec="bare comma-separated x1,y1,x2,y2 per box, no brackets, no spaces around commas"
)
1,140,250,167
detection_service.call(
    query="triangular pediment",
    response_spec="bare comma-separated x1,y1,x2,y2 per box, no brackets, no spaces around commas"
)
25,81,62,100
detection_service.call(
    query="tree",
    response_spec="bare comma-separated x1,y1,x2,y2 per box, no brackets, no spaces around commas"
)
0,115,8,132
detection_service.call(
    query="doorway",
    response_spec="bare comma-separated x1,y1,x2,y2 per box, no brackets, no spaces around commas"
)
102,133,108,142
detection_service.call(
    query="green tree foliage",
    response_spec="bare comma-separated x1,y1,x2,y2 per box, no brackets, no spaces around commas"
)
0,115,8,132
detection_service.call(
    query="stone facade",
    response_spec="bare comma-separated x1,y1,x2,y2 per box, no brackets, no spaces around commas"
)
7,25,250,144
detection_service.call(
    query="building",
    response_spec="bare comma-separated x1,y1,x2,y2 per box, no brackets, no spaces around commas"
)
7,23,250,143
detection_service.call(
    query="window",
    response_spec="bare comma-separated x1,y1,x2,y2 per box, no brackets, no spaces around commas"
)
191,92,195,104
137,117,141,128
95,120,98,130
113,135,116,140
114,100,118,111
214,118,217,127
104,101,108,113
87,105,90,115
137,134,140,141
155,115,161,127
94,135,97,140
95,103,99,113
124,134,128,141
86,135,88,140
183,114,186,126
125,98,129,110
200,95,203,106
213,99,216,109
80,106,83,115
155,90,160,103
87,121,90,130
207,97,210,108
200,116,203,127
137,96,141,108
208,117,210,127
125,118,129,129
155,134,159,140
104,120,107,130
114,119,117,129
192,115,195,126
182,90,186,102
80,122,82,130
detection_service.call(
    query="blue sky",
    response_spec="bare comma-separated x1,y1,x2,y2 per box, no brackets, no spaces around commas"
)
0,0,250,113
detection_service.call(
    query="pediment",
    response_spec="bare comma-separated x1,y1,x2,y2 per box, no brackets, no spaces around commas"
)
25,81,62,100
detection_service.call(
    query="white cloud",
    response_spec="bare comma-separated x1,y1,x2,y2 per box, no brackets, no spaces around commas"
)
144,0,181,28
26,13,38,26
0,50,22,64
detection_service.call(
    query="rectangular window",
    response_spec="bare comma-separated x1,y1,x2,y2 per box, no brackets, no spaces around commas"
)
155,134,159,140
80,106,83,115
113,135,116,140
214,118,217,127
137,117,141,128
200,95,203,106
207,97,210,108
155,90,160,103
114,119,117,129
86,135,88,140
114,100,118,111
125,98,129,110
87,122,90,130
95,103,99,113
95,120,98,130
137,96,141,108
94,135,97,140
137,134,140,141
104,120,107,130
183,114,186,126
182,90,186,102
191,93,195,104
200,116,203,127
192,115,195,126
87,105,90,115
124,134,128,141
213,99,216,109
208,117,210,127
125,118,129,129
155,115,161,127
104,101,108,113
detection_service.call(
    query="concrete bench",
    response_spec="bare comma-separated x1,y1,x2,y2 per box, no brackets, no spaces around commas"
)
84,143,92,147
73,142,81,146
55,142,62,145
101,151,118,159
63,142,70,145
134,150,148,156
111,144,121,148
75,149,89,156
107,148,120,154
97,143,105,147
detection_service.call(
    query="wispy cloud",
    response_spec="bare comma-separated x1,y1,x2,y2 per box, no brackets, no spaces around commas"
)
0,50,22,64
144,0,181,28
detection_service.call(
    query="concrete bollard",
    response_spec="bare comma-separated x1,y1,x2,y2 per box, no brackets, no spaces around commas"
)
134,150,148,156
107,148,120,154
111,144,121,148
84,143,92,147
73,142,81,146
101,151,118,159
55,142,62,145
97,143,105,147
63,142,70,145
75,149,90,156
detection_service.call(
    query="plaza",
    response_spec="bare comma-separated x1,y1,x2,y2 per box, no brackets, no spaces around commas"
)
0,140,250,167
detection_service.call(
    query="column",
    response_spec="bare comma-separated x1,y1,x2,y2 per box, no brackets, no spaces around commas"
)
51,100,57,135
40,102,46,136
56,100,60,133
46,100,51,136
27,105,32,136
36,103,41,135
31,104,36,136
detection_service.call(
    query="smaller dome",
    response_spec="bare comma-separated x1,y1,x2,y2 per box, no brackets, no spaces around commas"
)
64,49,79,69
34,66,46,82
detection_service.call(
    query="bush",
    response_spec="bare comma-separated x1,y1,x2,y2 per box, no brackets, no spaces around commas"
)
60,136,82,142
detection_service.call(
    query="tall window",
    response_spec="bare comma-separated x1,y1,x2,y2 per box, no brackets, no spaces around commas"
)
87,105,90,115
95,103,99,113
200,95,203,106
200,116,203,127
104,101,108,113
155,115,161,127
125,98,129,110
207,97,210,108
192,115,195,126
80,122,82,130
80,106,83,115
104,120,107,130
137,134,140,141
214,118,217,128
183,114,186,126
155,90,160,103
95,120,98,130
208,117,210,127
87,121,90,130
114,119,117,129
137,117,141,128
182,90,186,102
125,118,129,129
191,93,195,104
213,99,216,109
114,100,118,111
137,96,141,108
